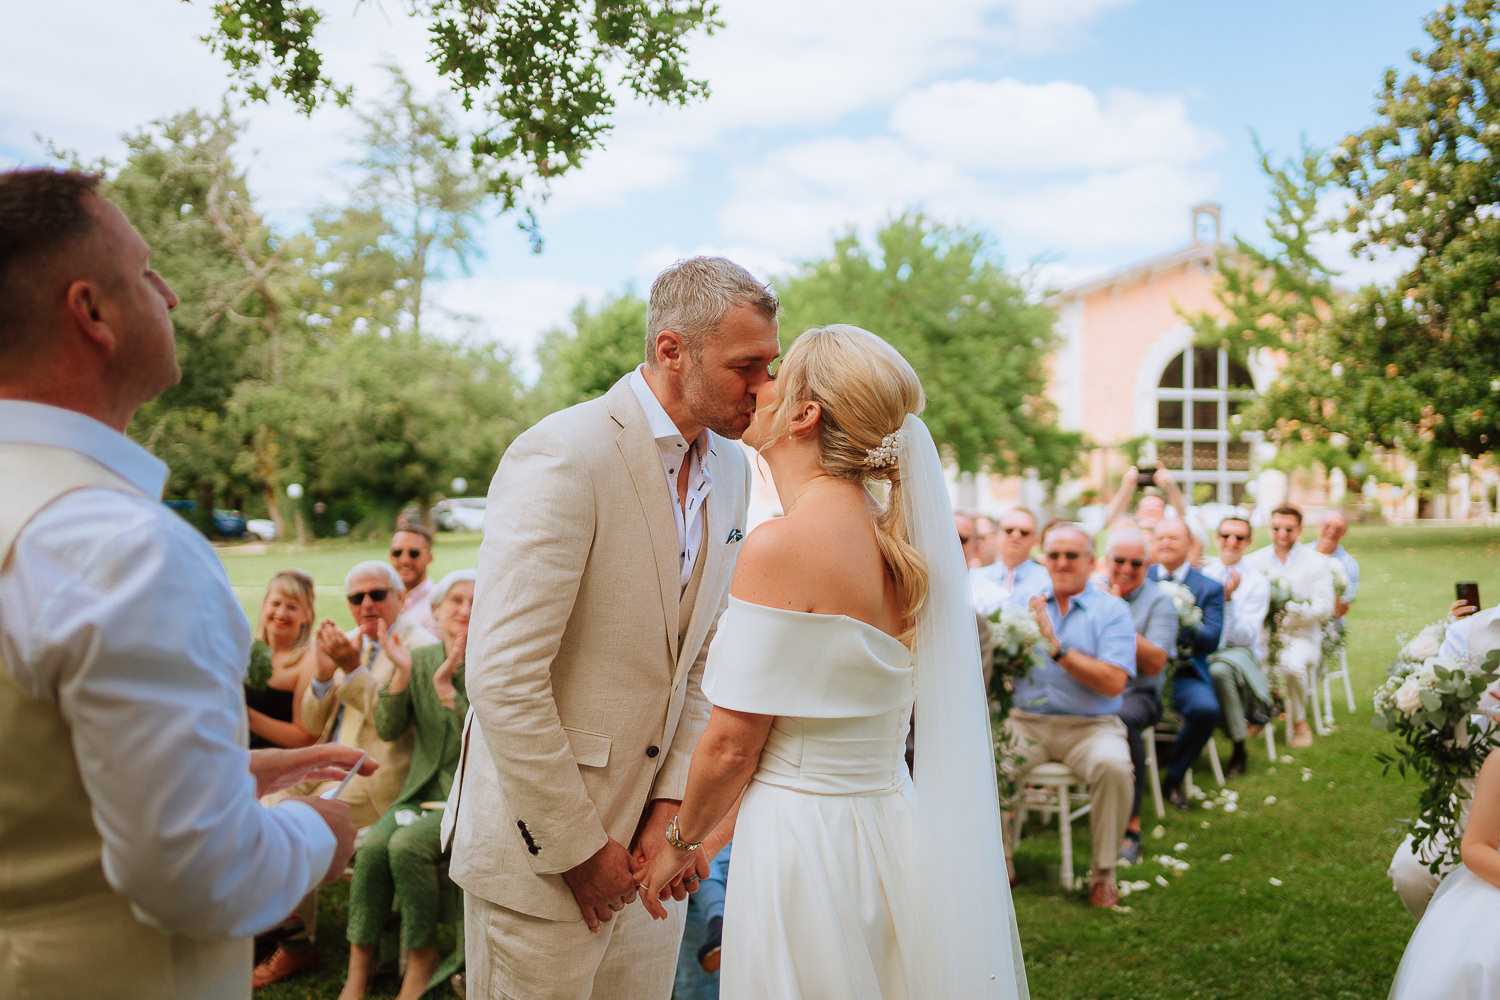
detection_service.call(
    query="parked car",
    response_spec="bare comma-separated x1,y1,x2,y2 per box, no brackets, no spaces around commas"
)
245,518,277,541
164,501,252,539
434,497,487,532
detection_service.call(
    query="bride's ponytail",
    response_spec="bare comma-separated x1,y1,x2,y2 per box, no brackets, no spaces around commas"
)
758,325,929,642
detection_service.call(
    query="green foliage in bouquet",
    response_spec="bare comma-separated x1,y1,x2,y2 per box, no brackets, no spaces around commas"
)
1374,640,1500,874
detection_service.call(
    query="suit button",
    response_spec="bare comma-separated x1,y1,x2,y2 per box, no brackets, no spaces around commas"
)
646,745,660,758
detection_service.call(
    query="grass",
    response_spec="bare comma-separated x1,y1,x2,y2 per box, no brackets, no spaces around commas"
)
230,524,1500,999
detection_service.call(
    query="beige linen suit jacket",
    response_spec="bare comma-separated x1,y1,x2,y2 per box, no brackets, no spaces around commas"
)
300,615,439,826
444,376,749,921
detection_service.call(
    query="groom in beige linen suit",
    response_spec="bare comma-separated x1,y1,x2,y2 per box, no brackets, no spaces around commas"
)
444,257,780,999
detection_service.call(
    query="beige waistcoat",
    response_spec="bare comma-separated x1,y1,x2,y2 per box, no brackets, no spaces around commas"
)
0,442,249,1000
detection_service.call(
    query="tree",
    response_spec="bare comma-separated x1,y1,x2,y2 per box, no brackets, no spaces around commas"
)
197,0,721,220
777,213,1082,479
1306,0,1500,460
532,292,647,413
348,66,488,334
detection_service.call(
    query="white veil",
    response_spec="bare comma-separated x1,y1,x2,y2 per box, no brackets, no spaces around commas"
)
900,413,1028,998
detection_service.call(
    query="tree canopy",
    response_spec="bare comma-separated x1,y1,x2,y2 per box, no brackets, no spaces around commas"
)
197,0,721,219
777,213,1082,479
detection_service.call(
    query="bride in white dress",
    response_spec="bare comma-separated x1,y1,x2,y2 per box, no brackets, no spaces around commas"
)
1390,750,1500,999
637,325,1027,998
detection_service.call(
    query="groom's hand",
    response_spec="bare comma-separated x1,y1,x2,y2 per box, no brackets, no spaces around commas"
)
562,838,639,933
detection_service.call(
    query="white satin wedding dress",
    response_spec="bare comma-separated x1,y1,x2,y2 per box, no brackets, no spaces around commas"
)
1389,861,1500,999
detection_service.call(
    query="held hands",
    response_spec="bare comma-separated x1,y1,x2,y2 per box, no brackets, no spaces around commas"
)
562,838,641,933
638,842,708,920
315,619,359,681
1223,569,1240,602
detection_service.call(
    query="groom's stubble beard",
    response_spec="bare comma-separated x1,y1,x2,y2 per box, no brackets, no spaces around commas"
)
681,354,754,441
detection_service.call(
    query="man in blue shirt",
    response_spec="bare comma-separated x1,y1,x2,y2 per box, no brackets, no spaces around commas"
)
1005,523,1137,908
1105,527,1178,862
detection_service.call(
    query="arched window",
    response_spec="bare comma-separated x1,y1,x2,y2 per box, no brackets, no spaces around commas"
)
1154,347,1255,505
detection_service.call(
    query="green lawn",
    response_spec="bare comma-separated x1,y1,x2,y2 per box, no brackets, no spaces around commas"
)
235,523,1500,999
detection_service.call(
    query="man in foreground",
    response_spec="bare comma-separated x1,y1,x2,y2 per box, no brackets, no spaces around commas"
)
444,257,778,998
0,168,366,999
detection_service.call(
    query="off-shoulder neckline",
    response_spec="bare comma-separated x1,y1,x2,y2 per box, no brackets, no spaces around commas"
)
726,595,908,648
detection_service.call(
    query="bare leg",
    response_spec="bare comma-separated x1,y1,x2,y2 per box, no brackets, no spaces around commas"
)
337,943,377,1000
395,946,442,1000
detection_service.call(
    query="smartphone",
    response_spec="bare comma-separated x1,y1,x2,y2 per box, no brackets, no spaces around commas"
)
1457,581,1481,612
1135,465,1158,487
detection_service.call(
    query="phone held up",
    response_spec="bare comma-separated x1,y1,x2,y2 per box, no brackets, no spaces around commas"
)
1457,581,1481,612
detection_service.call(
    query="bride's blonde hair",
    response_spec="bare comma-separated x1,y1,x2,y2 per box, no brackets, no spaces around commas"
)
760,324,929,640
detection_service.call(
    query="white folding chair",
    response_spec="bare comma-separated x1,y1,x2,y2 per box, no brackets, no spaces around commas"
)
1322,644,1355,727
1007,761,1092,890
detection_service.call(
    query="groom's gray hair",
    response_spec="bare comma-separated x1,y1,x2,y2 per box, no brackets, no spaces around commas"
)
645,256,779,367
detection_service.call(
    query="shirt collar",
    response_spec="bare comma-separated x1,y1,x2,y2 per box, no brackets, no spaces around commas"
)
628,365,707,455
0,400,168,499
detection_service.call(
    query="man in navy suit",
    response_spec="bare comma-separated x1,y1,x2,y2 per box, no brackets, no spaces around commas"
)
1149,520,1224,810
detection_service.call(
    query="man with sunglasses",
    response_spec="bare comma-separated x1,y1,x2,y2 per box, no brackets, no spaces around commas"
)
1147,520,1224,804
971,507,1049,614
1105,528,1178,857
302,561,440,826
390,524,439,634
1201,515,1272,777
1244,504,1334,747
1003,523,1137,907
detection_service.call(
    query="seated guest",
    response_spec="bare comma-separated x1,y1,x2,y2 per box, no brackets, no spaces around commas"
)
1200,515,1272,777
1244,504,1334,748
390,524,439,634
340,570,474,1000
1002,522,1136,907
1148,521,1224,807
970,506,1050,613
974,514,998,568
1105,528,1177,861
246,568,319,749
1310,509,1360,620
256,561,441,988
302,560,440,825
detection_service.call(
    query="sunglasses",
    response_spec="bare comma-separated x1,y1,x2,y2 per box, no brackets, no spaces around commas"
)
390,548,425,559
1044,551,1086,562
1111,557,1145,568
1218,532,1250,542
1002,527,1033,537
958,535,973,544
347,588,390,605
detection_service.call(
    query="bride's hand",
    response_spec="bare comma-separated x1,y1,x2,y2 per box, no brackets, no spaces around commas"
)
637,844,698,920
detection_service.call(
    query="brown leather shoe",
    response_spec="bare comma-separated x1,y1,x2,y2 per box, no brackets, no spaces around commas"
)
1088,874,1119,908
252,945,317,989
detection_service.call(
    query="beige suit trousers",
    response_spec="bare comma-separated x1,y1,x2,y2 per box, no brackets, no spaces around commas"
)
1005,710,1133,874
463,891,685,1000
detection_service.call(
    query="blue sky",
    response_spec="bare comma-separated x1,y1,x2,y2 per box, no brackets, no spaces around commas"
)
1,0,1438,374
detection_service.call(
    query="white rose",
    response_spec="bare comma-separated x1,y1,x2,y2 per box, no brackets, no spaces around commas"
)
1404,632,1443,661
1395,678,1424,714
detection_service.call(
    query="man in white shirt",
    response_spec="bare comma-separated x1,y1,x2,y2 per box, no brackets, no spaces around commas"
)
1244,503,1334,748
1201,514,1272,776
0,168,365,999
390,523,440,633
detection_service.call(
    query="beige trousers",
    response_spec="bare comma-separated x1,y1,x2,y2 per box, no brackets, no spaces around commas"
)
1004,711,1133,875
464,890,685,1000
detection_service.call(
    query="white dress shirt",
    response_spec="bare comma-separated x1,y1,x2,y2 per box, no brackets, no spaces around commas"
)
0,400,334,939
629,366,713,590
1244,543,1334,633
1201,557,1270,659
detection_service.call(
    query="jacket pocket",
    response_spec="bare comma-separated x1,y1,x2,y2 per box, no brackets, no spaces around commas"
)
562,726,612,768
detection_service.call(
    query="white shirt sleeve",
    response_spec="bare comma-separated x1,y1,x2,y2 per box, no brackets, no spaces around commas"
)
0,490,335,939
1441,617,1474,663
1224,569,1270,652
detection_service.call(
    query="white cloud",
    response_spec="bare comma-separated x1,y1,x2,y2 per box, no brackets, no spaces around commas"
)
429,274,608,380
993,164,1219,252
1306,188,1418,289
891,79,1221,172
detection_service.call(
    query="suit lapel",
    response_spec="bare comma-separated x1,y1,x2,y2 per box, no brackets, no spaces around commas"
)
606,380,680,665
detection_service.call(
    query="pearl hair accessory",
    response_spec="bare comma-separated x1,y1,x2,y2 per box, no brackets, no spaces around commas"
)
864,429,902,469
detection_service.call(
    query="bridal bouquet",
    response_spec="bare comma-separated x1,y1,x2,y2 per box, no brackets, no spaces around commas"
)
1374,628,1497,873
987,603,1044,718
1156,579,1202,664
